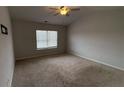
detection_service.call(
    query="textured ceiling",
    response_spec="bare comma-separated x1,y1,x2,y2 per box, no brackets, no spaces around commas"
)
8,6,121,26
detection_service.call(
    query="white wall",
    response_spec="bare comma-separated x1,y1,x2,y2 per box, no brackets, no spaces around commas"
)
0,7,15,86
68,8,124,70
12,19,67,60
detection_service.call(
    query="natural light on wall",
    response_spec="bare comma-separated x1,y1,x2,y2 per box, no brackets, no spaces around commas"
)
36,30,58,49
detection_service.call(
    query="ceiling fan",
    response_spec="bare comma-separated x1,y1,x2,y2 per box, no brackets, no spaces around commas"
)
49,6,80,16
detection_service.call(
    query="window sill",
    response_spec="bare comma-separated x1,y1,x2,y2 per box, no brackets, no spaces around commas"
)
36,46,57,51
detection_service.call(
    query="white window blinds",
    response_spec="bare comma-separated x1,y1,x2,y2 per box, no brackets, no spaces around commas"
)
36,30,58,49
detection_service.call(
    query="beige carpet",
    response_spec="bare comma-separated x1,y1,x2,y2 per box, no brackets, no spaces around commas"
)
12,54,124,87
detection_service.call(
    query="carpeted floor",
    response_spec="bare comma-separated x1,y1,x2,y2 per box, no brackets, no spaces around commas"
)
12,54,124,87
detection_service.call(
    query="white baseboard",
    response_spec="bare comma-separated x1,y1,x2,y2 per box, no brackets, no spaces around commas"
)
10,60,15,87
16,55,43,61
68,50,124,71
9,69,14,87
16,52,63,61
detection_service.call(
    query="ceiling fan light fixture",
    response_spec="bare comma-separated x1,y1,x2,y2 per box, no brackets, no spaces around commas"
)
49,6,80,16
59,6,70,15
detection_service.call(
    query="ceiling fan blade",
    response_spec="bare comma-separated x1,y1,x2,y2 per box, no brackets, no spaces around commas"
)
60,6,64,9
49,8,58,10
48,11,54,14
54,13,59,16
71,8,80,11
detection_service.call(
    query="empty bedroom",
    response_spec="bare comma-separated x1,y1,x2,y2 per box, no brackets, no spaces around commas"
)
0,6,123,87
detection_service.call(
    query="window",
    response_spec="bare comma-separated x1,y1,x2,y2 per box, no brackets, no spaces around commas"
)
36,30,58,49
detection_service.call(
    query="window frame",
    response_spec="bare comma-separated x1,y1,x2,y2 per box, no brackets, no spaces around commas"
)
35,30,58,50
